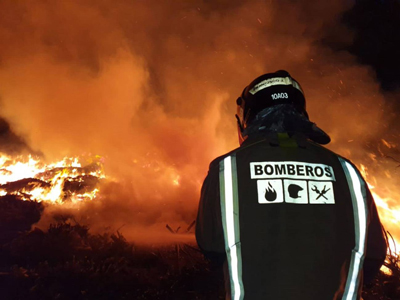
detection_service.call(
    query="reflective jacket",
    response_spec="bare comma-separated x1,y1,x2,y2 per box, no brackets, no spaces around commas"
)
196,133,387,300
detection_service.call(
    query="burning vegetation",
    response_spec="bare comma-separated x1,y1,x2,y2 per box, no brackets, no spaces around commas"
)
0,0,400,298
0,154,104,203
0,141,399,299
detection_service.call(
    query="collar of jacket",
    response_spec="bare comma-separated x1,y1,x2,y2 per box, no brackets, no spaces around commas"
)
240,131,305,148
241,104,331,145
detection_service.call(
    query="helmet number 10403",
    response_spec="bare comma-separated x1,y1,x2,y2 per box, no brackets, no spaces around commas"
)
271,92,288,100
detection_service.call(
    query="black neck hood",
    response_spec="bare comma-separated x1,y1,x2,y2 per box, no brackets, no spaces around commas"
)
242,104,330,145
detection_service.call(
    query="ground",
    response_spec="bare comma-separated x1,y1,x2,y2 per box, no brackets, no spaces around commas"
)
0,196,398,300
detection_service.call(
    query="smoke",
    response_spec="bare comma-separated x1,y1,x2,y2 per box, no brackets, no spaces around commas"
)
0,0,398,243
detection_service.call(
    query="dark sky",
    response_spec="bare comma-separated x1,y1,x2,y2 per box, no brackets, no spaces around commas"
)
342,0,400,91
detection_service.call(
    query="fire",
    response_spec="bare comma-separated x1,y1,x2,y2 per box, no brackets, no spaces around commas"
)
359,162,400,255
369,184,400,274
371,190,400,251
0,154,105,203
0,145,398,270
358,148,400,274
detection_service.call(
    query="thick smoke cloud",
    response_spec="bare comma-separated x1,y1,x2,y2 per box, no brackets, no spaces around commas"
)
0,0,397,244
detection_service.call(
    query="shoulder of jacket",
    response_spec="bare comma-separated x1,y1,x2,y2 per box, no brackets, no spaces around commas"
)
308,141,363,174
307,140,346,158
208,147,241,171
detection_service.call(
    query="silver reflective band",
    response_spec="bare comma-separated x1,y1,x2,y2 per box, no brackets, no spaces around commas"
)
339,158,368,300
220,156,244,300
249,76,304,95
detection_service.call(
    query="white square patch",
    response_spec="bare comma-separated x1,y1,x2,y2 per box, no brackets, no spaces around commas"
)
283,179,308,204
257,179,284,204
308,181,335,204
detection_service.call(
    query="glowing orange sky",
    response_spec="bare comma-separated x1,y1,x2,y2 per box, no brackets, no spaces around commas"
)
0,0,398,245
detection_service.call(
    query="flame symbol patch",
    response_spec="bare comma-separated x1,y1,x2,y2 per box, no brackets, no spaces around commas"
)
264,182,277,202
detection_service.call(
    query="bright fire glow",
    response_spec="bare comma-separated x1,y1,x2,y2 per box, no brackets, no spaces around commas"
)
371,190,400,251
359,162,400,256
0,154,105,203
0,145,398,271
357,139,400,273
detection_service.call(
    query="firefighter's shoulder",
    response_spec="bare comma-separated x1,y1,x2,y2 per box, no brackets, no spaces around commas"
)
208,146,241,171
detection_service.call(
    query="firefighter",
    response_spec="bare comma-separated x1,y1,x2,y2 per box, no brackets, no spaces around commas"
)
195,70,387,299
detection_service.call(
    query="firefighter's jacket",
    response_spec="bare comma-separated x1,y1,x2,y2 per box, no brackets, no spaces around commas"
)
196,133,387,300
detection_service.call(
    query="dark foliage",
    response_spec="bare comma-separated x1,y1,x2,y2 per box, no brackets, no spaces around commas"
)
0,218,224,300
363,264,400,300
0,195,43,244
363,233,400,300
0,196,399,299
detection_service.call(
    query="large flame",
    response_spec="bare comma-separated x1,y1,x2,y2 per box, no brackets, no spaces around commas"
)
0,154,105,203
359,163,400,254
1,146,398,255
0,0,398,252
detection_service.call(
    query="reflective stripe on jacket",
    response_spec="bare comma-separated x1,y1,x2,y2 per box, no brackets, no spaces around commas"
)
196,134,387,300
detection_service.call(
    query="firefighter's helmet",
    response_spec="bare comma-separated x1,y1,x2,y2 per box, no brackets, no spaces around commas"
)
236,70,308,144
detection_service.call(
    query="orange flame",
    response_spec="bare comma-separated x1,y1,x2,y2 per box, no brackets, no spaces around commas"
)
359,162,400,255
0,154,105,203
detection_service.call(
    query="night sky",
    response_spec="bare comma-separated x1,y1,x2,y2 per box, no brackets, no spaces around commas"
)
342,0,400,92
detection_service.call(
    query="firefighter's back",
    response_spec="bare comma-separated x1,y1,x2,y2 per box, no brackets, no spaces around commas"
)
221,134,359,299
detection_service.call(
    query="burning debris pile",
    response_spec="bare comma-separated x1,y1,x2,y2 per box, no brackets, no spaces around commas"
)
0,154,105,203
0,153,107,246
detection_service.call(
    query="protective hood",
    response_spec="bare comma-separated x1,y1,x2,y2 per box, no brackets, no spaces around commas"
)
242,104,331,145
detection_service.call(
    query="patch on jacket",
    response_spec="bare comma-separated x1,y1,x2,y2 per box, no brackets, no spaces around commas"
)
250,161,335,204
